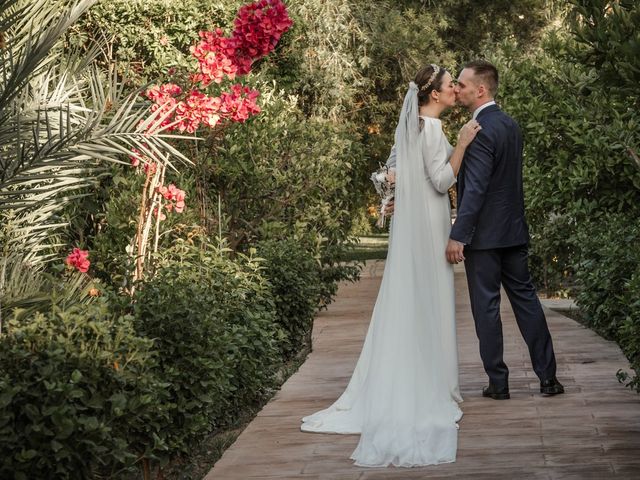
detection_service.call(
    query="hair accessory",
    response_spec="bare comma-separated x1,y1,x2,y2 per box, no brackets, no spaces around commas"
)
420,64,440,92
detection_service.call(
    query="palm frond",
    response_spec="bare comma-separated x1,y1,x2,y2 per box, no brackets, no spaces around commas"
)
0,252,92,329
0,0,97,109
0,0,193,265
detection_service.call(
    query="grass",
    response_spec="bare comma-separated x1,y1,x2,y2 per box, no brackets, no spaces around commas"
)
341,234,389,262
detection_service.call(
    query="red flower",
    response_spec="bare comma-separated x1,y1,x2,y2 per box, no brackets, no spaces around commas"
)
219,84,261,122
153,206,166,221
65,248,90,273
231,0,293,74
190,30,240,86
157,183,187,214
141,0,291,134
190,0,292,83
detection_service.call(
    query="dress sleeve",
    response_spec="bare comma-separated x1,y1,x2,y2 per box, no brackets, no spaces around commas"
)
422,124,455,194
385,144,397,169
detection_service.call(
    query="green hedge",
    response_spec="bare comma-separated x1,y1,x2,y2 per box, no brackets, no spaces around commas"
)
0,299,167,479
573,215,640,391
0,237,330,477
257,239,321,358
131,241,282,455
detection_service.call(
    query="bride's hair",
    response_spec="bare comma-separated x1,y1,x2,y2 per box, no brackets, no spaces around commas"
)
415,64,447,106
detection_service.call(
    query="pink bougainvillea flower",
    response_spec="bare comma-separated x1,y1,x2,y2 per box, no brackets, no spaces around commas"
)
156,183,187,214
146,83,182,101
129,147,153,168
143,161,158,175
65,248,90,273
189,0,292,83
190,30,240,86
231,0,293,74
141,0,291,134
153,206,166,221
174,200,186,213
219,84,261,122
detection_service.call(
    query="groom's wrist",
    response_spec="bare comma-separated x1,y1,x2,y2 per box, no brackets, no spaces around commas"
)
449,235,466,246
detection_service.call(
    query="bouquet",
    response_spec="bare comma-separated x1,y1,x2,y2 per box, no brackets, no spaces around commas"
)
370,165,396,228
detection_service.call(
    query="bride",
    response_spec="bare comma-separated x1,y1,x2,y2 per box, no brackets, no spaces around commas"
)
300,64,481,467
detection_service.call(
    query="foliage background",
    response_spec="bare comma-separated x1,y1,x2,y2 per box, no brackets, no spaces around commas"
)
2,0,639,478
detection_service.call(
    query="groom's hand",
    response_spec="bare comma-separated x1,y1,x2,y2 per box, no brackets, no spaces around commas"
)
446,239,465,264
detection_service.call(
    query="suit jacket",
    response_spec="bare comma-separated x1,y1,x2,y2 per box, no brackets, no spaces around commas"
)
449,104,529,249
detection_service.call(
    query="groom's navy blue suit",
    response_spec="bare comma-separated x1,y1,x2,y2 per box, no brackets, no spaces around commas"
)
450,103,557,388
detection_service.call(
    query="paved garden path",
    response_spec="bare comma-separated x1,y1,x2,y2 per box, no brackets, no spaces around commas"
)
205,262,640,479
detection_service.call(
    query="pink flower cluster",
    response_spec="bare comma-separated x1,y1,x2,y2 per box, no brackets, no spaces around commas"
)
175,90,223,132
142,0,291,135
191,0,293,85
232,0,293,71
147,85,261,133
190,29,242,86
151,183,187,221
65,248,90,273
158,183,186,213
219,85,261,122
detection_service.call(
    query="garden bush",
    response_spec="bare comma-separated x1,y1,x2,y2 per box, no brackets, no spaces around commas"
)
73,0,237,82
257,239,321,358
495,41,638,289
573,215,640,391
131,240,281,454
0,297,167,479
206,90,362,301
79,164,203,291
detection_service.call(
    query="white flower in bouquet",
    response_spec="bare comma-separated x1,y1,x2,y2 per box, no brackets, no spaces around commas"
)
370,165,396,228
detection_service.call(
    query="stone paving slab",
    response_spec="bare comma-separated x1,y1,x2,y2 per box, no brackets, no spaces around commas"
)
205,262,640,479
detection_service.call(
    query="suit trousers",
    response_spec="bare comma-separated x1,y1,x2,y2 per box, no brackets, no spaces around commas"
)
464,244,557,388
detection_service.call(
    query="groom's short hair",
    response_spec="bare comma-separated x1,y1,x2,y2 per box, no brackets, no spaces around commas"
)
464,60,499,97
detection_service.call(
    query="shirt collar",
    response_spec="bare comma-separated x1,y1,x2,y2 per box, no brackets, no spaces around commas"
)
472,100,497,120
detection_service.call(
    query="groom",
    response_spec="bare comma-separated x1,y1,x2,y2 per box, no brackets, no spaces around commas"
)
446,60,564,400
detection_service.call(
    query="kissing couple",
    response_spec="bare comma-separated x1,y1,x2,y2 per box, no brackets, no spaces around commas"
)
301,60,564,467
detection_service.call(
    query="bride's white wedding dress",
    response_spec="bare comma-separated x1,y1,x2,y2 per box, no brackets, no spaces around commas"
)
301,84,463,467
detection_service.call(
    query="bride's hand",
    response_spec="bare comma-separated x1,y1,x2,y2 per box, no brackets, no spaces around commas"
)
457,119,482,148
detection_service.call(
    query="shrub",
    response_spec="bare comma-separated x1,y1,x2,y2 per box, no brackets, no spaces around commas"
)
207,91,363,291
131,240,281,454
493,34,640,292
0,297,167,479
83,165,202,291
74,0,236,82
573,214,640,391
257,239,321,358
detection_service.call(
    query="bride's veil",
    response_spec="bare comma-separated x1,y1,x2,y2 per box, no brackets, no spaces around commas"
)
364,81,450,415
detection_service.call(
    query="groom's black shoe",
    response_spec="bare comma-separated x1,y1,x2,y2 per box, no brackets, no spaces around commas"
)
540,377,564,395
482,384,510,400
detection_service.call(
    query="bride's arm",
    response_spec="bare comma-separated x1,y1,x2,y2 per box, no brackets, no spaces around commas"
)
449,119,482,176
423,126,458,194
